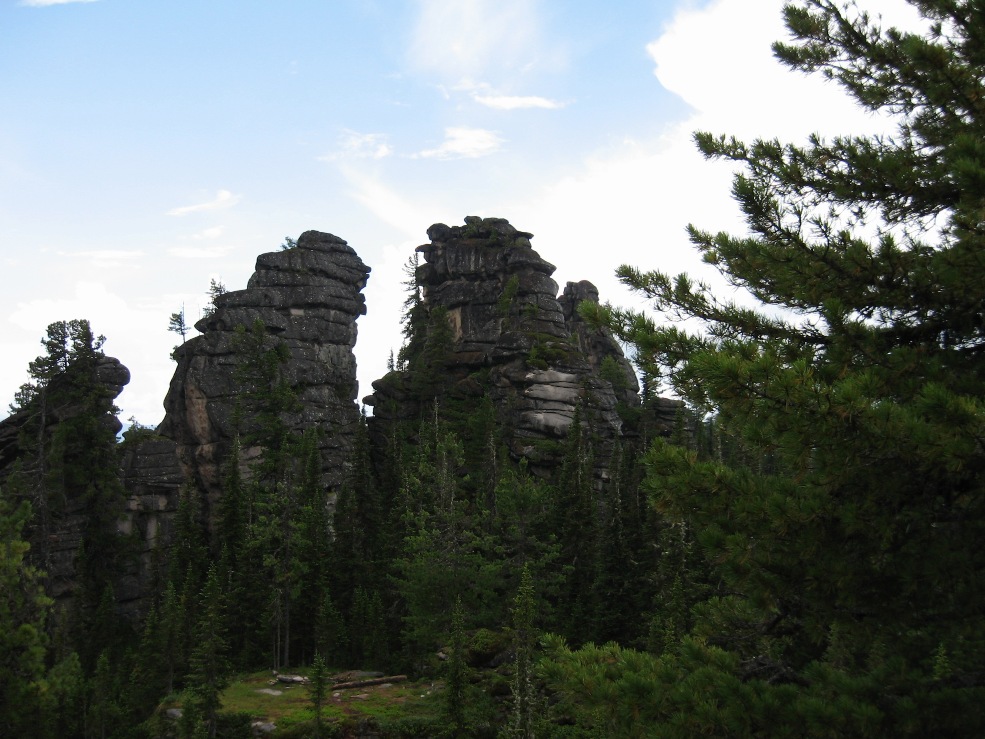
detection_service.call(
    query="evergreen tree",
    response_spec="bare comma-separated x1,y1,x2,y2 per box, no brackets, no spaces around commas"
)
88,650,125,739
314,589,348,668
0,491,51,737
42,650,86,739
201,278,227,319
185,565,230,739
506,565,538,739
442,597,468,736
309,651,329,739
580,0,985,734
159,581,184,694
393,418,502,667
229,318,314,669
168,308,189,347
551,407,599,644
9,320,128,645
349,586,389,670
396,252,424,372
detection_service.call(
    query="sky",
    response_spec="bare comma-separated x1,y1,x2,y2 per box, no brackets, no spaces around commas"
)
0,0,923,427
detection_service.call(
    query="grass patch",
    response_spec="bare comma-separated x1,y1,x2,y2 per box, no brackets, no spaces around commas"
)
214,669,444,736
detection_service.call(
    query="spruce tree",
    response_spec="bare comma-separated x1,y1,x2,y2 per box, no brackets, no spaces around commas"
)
506,565,538,739
185,565,230,739
0,491,51,737
9,320,128,648
309,651,329,738
442,597,468,736
580,0,985,734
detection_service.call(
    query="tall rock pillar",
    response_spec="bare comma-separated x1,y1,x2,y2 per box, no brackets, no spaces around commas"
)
159,230,370,515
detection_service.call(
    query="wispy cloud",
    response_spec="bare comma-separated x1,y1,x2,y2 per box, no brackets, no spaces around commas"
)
450,80,566,111
191,226,224,240
473,93,563,110
319,131,393,162
166,189,241,216
20,0,98,6
413,127,504,160
340,166,427,240
407,0,542,81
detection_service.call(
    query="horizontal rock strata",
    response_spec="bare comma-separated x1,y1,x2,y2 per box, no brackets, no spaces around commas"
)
159,230,370,520
365,216,652,480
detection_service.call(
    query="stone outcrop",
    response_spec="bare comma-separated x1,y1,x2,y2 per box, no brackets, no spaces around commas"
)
0,355,156,608
159,230,370,517
116,436,182,613
1,217,681,616
364,216,655,480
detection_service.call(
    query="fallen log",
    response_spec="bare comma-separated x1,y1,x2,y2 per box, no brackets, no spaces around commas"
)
274,674,309,685
332,674,408,690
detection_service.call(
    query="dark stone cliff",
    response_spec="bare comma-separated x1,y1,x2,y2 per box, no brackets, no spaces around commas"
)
364,216,670,480
158,230,371,519
1,217,678,615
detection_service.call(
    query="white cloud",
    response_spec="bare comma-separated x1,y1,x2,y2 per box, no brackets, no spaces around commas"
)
455,81,565,110
192,226,224,240
166,189,241,216
319,131,393,162
413,127,504,160
647,0,924,141
20,0,98,6
502,0,931,349
407,0,544,81
340,166,429,240
472,93,564,110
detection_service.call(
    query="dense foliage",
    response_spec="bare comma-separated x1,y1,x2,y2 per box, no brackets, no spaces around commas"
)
572,0,985,735
3,1,982,736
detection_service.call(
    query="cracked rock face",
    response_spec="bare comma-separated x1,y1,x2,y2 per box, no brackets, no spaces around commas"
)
365,216,643,480
159,230,371,518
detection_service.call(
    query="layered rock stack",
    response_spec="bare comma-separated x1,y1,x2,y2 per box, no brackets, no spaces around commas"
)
159,230,370,516
365,216,645,480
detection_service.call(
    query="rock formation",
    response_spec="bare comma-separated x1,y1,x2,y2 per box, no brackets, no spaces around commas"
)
364,216,659,480
159,230,371,518
116,436,182,612
0,217,679,616
0,355,154,607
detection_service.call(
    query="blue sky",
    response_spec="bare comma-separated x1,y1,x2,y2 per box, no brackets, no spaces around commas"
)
0,0,919,425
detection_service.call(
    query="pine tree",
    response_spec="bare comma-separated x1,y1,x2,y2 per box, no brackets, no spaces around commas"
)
309,651,329,739
394,418,502,667
442,597,468,736
314,590,348,666
581,0,985,734
10,320,128,636
552,407,599,644
506,565,537,739
88,650,124,739
168,307,189,348
185,565,230,739
42,650,85,739
0,491,51,737
159,581,184,694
